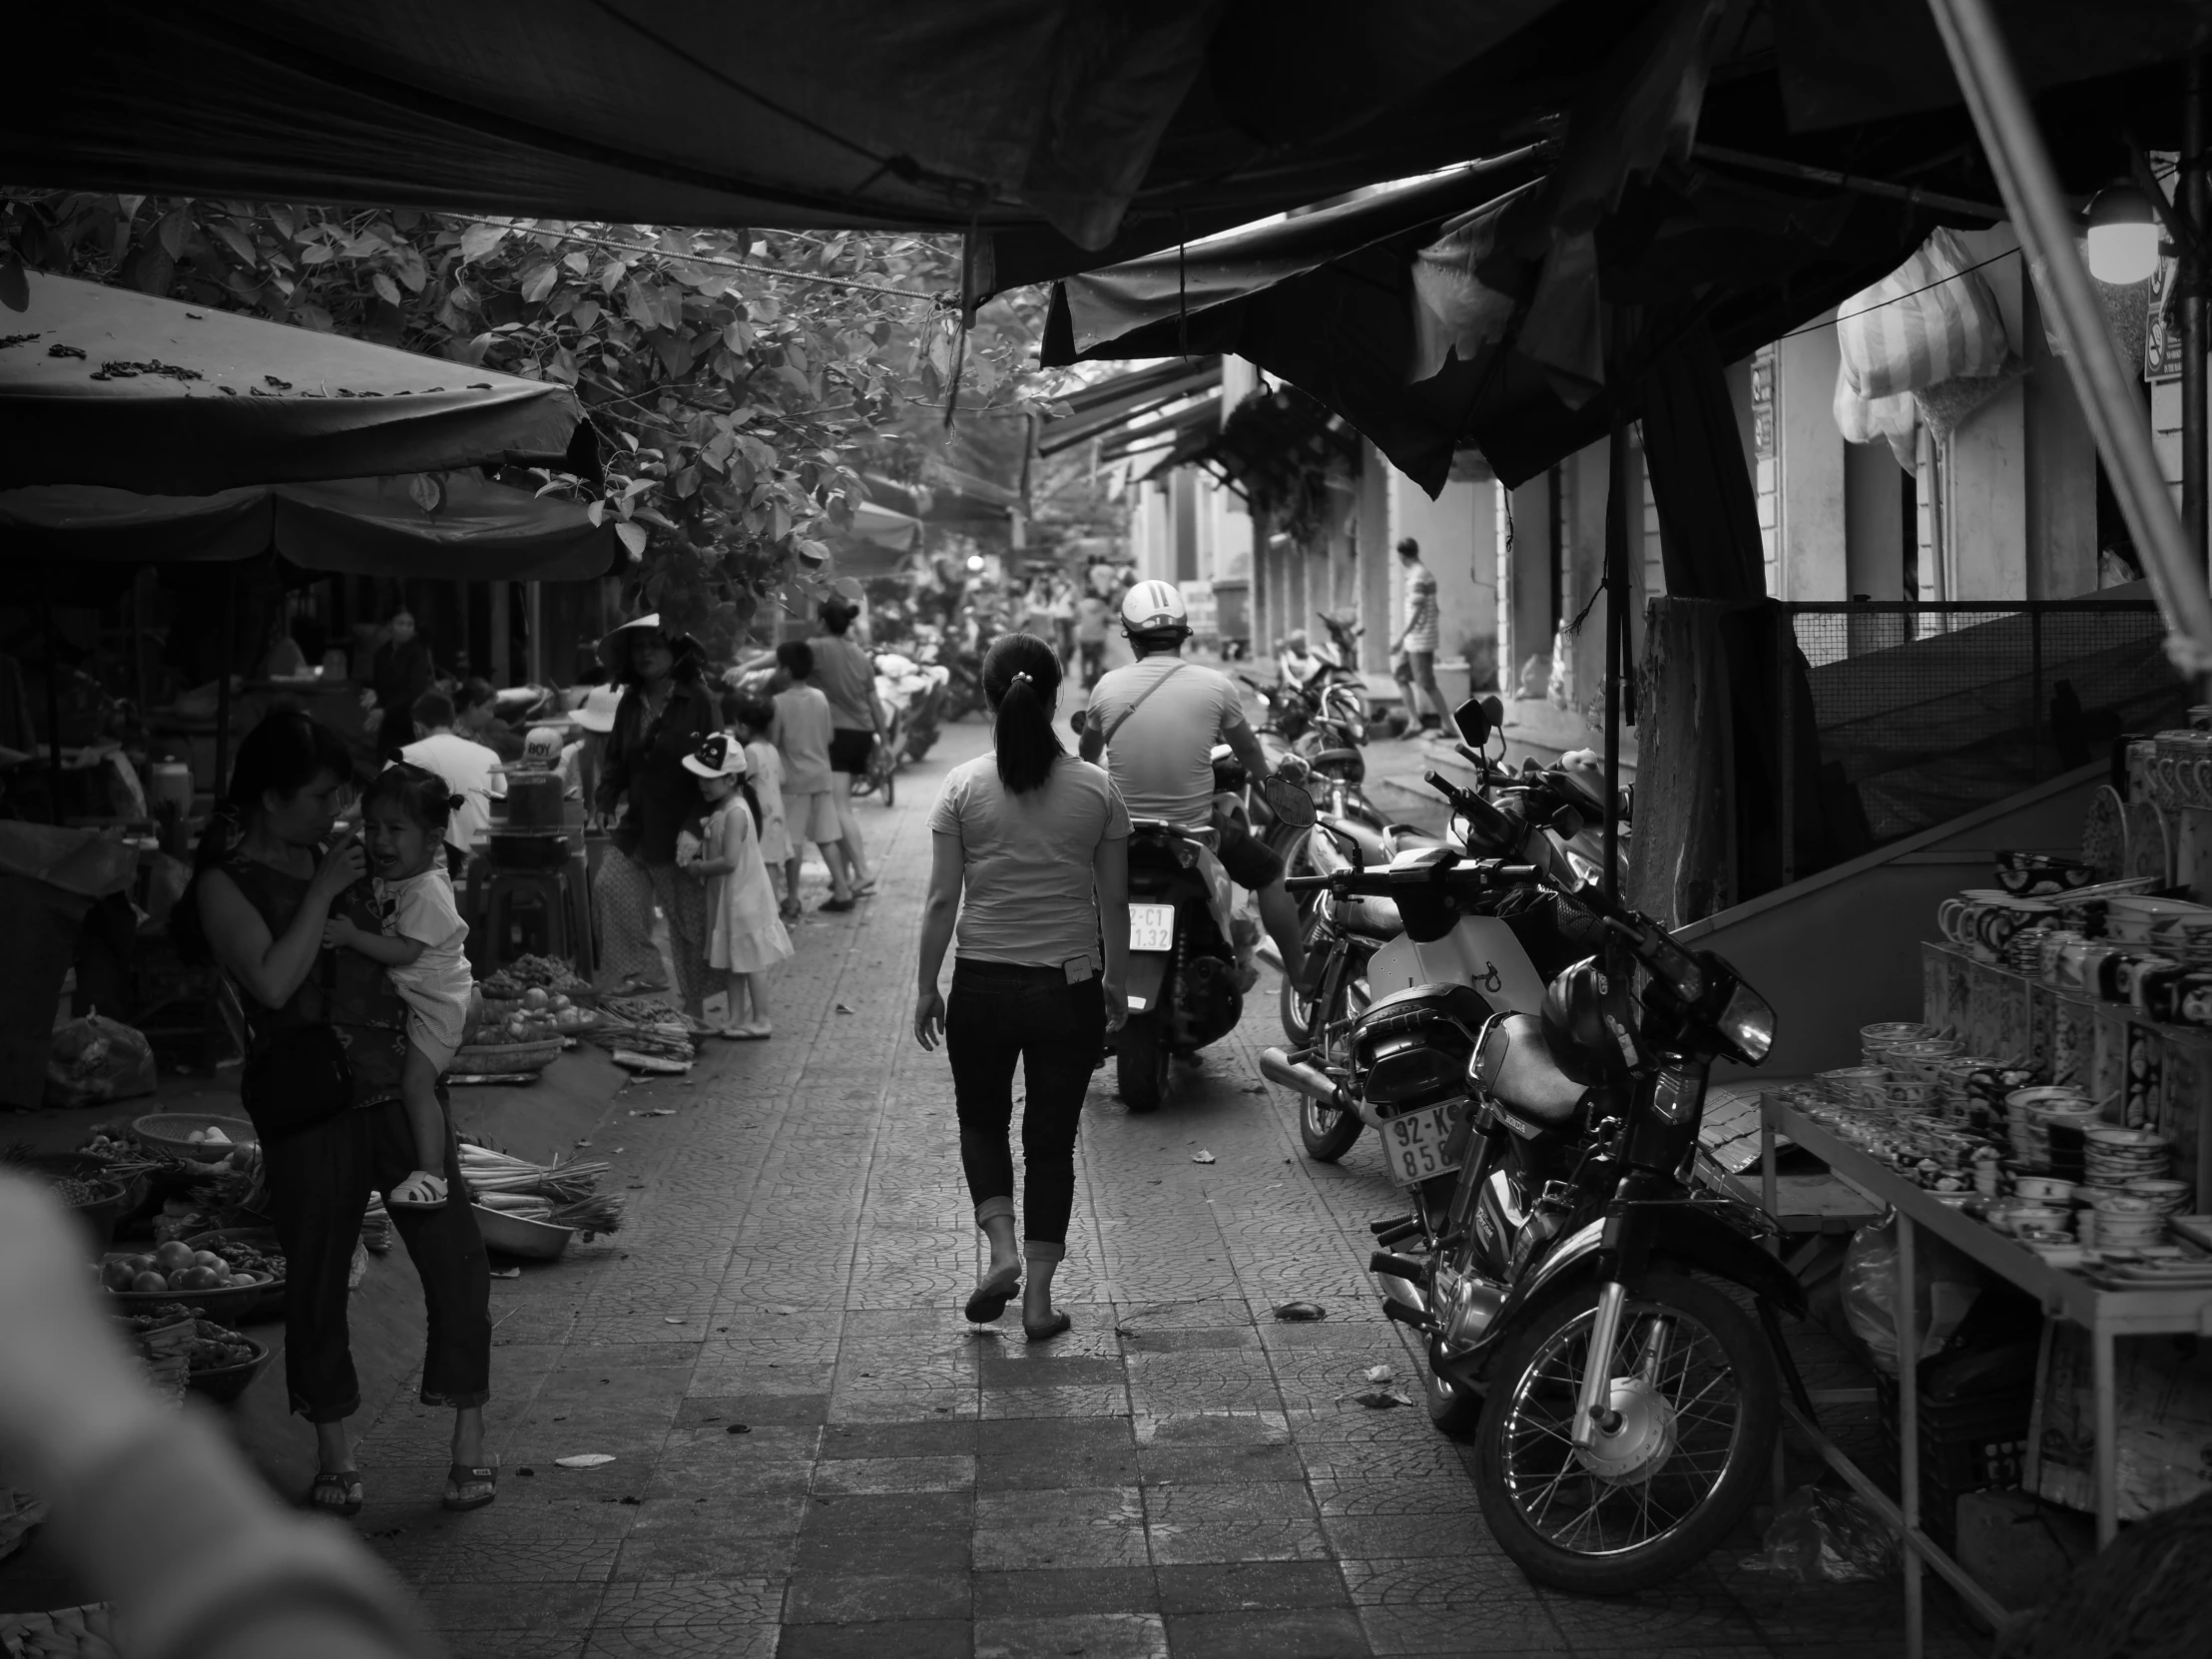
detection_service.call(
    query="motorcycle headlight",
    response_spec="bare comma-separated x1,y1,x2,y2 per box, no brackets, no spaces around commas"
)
1716,981,1776,1065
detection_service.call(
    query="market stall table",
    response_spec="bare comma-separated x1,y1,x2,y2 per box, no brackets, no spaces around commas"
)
1759,1089,2212,1658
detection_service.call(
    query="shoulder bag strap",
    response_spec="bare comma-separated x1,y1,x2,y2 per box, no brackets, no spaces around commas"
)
1097,660,1190,750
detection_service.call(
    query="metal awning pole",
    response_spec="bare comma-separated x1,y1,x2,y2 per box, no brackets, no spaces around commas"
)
1924,0,2212,676
214,568,237,797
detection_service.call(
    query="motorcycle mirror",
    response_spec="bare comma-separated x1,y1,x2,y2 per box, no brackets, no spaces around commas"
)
1262,773,1318,830
1325,824,1366,869
1451,697,1492,748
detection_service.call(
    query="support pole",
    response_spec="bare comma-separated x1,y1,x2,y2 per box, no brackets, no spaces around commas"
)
214,569,237,799
2184,57,2208,579
1603,421,1629,901
1925,0,2212,674
38,592,63,824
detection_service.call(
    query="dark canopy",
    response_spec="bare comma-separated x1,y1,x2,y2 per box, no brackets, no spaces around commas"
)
0,472,619,581
0,273,587,493
1043,157,1973,492
9,2,2200,290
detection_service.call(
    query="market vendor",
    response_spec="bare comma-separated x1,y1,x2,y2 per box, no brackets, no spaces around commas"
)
360,609,436,752
178,709,494,1518
453,677,527,764
594,614,718,1003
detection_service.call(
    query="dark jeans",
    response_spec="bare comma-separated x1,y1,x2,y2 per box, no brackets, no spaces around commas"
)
946,958,1105,1249
262,1098,491,1422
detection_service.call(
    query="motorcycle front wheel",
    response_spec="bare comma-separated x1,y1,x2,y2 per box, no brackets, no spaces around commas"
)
1471,1269,1778,1596
1116,1011,1170,1114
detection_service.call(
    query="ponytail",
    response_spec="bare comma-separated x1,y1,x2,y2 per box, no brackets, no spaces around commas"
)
982,633,1064,795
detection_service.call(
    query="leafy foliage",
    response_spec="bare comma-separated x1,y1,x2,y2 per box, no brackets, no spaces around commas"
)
1,191,1060,656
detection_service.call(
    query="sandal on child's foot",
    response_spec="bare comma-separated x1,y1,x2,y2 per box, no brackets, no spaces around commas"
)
306,1469,363,1516
387,1171,448,1210
1022,1312,1073,1344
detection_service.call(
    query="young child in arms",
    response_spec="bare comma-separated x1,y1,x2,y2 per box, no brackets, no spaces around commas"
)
323,762,474,1207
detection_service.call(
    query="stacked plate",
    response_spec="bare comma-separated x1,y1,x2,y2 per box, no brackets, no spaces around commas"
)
1816,1066,1892,1109
1883,1037,1964,1083
2005,1087,2099,1175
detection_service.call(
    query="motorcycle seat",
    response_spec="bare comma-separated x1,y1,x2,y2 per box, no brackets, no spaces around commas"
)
1356,980,1493,1040
1384,824,1444,853
1471,1012,1587,1128
1308,746,1364,776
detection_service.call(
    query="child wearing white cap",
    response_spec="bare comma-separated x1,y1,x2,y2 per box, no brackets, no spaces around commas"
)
677,734,793,1038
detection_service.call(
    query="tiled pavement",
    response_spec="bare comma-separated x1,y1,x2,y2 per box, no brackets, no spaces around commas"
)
352,723,1970,1657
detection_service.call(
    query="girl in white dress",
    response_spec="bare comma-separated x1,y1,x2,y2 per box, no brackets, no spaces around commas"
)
679,735,794,1038
731,693,795,919
322,762,473,1208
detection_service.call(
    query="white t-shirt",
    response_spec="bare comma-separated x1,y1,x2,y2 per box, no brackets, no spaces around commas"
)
930,756,1129,969
401,731,507,850
1085,657,1247,830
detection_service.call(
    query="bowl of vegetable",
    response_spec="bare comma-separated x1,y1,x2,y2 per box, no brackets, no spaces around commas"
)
186,1327,273,1405
57,1174,130,1248
132,1113,257,1162
181,1228,287,1319
97,1239,276,1323
470,1203,575,1260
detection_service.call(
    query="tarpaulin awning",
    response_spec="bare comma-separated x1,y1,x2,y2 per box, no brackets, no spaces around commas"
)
8,2,1573,263
838,499,924,552
0,273,587,493
0,471,618,580
1045,155,1974,492
1098,392,1222,462
1036,358,1222,457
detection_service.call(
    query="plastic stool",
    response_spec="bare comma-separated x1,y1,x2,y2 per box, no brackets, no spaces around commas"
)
467,861,590,977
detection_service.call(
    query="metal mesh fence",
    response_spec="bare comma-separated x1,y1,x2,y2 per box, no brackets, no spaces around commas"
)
1777,601,2183,866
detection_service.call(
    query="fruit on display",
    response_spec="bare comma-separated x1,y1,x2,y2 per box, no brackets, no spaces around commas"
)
131,1270,169,1294
184,1125,232,1147
99,1237,281,1299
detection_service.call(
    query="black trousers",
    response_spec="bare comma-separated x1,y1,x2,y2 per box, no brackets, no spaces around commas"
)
945,959,1105,1249
262,1099,491,1422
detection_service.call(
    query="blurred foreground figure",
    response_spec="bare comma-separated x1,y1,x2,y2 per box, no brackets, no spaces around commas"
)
0,1173,436,1659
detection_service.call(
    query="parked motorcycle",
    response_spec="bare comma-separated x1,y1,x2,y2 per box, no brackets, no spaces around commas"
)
1265,811,1789,1595
1276,697,1622,1160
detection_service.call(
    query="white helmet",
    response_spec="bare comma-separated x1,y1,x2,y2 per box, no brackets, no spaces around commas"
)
1119,579,1189,635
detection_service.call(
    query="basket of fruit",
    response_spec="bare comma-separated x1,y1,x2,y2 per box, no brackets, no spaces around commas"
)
98,1240,276,1322
185,1322,272,1406
450,1039,563,1076
130,1113,257,1162
181,1229,286,1320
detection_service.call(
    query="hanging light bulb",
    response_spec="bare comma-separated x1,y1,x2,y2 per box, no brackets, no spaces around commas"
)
2084,181,2161,284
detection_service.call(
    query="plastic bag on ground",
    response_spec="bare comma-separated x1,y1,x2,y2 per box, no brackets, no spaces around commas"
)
1741,1487,1898,1583
43,1011,157,1108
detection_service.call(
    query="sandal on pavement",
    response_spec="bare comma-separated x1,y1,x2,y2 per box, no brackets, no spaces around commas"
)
963,1264,1021,1325
306,1469,363,1517
442,1461,498,1512
386,1171,448,1210
721,1023,772,1041
853,877,878,896
1023,1312,1073,1344
821,896,856,913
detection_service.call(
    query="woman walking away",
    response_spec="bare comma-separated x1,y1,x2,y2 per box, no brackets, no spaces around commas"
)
594,614,719,1005
773,641,854,912
180,710,493,1517
914,634,1130,1341
321,763,473,1210
679,734,793,1038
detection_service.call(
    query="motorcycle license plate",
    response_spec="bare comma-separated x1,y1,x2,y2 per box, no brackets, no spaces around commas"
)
1128,902,1177,953
1382,1104,1459,1186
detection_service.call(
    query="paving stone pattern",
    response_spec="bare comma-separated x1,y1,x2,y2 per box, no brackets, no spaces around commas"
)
353,725,1970,1657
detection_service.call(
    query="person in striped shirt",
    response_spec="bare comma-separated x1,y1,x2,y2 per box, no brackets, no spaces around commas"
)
1392,536,1445,734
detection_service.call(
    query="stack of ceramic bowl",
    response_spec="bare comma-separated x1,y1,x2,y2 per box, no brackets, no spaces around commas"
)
1885,1037,1965,1084
2004,1086,2099,1175
1815,1066,1891,1111
1860,1022,1934,1069
1930,1054,1999,1122
2077,1176,2192,1250
2083,1125,2171,1186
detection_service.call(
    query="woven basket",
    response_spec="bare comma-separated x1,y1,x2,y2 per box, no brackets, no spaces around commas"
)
121,1313,195,1405
449,1040,561,1076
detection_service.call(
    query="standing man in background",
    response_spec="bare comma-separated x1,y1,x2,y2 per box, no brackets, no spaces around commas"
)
1391,536,1444,735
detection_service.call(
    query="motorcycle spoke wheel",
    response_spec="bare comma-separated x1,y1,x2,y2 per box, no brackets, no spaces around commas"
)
1473,1270,1777,1595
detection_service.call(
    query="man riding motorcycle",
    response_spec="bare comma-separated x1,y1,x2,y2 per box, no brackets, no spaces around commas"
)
1078,580,1309,992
